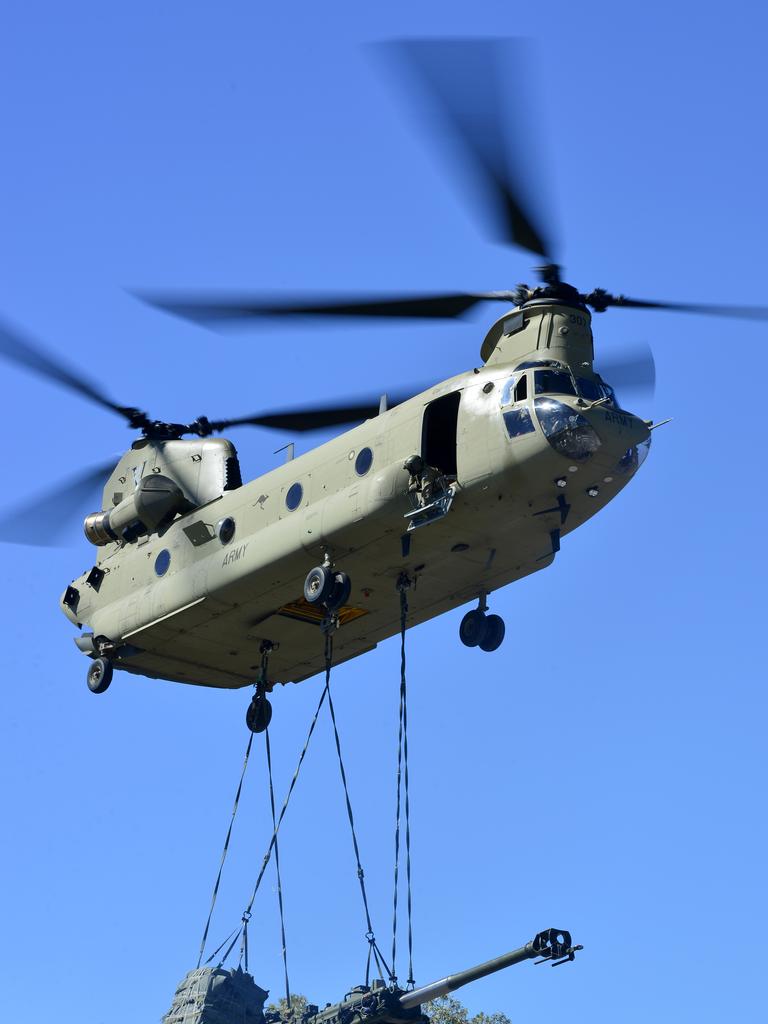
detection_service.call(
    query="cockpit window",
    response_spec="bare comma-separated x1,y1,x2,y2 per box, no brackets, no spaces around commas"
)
534,369,577,397
575,377,620,408
576,377,602,402
500,372,529,406
503,408,535,439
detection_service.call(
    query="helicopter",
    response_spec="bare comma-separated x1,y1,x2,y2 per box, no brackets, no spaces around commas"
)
2,39,766,730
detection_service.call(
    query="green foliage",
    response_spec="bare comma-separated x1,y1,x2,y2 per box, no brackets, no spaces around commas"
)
266,994,310,1023
424,995,511,1024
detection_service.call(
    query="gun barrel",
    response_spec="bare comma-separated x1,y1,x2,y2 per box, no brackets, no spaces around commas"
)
398,929,573,1010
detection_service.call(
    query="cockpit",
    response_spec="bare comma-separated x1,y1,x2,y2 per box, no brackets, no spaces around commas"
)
501,360,620,408
498,359,651,472
498,360,633,464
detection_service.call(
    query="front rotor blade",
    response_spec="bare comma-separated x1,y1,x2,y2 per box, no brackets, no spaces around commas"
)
0,460,115,546
592,294,768,320
137,291,495,324
0,316,141,423
210,390,420,434
595,342,656,397
376,38,556,259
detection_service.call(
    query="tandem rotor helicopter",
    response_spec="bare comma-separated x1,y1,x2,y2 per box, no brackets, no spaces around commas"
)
2,39,766,731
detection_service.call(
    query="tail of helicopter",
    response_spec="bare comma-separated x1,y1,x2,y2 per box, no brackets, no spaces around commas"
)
82,437,242,546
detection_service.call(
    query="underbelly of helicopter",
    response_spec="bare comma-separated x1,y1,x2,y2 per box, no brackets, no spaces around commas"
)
109,457,636,690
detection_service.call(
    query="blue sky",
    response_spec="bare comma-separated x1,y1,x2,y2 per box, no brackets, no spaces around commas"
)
1,3,766,1022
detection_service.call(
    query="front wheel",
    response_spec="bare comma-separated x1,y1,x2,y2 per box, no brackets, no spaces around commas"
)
326,571,351,611
304,565,335,605
87,657,113,694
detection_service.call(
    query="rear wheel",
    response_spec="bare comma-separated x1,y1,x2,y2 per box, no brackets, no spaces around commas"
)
459,609,487,648
246,696,273,733
479,614,505,652
87,657,113,694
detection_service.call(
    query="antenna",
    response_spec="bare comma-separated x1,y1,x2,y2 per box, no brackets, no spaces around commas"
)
274,442,295,462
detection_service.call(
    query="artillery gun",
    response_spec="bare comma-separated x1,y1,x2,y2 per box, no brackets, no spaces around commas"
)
162,929,579,1024
266,929,581,1024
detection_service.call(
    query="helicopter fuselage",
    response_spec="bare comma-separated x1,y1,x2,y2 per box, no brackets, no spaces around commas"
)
60,303,651,689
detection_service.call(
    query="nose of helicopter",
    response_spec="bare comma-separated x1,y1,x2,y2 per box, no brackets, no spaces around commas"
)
531,395,650,470
582,403,652,485
588,404,650,459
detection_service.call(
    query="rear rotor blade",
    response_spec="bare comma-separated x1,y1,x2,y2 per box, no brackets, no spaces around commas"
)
0,316,145,425
0,460,115,546
136,290,507,325
210,390,420,434
375,38,556,259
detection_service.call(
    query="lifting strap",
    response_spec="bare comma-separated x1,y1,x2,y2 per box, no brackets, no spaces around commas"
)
198,642,274,969
391,576,415,988
200,647,328,974
200,588,416,989
196,730,254,968
264,725,291,1008
324,631,394,986
233,679,329,969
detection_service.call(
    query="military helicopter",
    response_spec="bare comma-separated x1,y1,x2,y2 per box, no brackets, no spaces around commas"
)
2,39,766,729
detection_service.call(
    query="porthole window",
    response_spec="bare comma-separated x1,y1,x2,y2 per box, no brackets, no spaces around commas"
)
285,482,303,511
355,447,373,476
218,516,236,545
154,549,171,576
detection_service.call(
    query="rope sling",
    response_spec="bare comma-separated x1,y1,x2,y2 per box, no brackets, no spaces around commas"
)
323,631,392,985
195,583,416,991
392,575,415,988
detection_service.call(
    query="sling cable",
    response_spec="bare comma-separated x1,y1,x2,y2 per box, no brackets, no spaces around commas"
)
195,581,417,993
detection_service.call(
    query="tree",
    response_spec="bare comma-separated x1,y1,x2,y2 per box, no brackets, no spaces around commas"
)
425,995,511,1024
266,994,310,1023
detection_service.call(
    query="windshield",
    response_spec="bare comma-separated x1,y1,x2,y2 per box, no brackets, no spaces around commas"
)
534,369,576,397
576,377,621,409
534,398,602,461
576,377,602,402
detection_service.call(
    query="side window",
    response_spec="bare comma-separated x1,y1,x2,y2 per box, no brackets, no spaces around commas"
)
503,408,535,439
500,373,528,406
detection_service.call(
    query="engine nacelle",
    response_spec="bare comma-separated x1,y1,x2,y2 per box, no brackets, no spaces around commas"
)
84,474,186,545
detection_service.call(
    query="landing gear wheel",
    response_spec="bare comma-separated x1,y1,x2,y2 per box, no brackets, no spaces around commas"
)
326,571,351,611
459,609,488,648
304,565,335,606
87,657,113,694
479,614,505,652
246,696,273,734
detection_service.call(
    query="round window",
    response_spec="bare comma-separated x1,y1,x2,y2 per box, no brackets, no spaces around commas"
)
285,482,303,511
218,516,236,545
154,549,171,576
355,447,373,476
